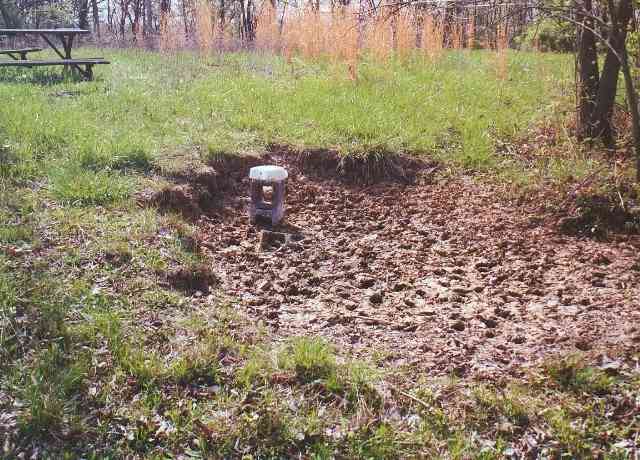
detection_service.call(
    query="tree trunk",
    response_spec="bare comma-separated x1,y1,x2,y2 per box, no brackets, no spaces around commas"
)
0,2,12,26
246,0,255,41
132,0,141,40
0,1,22,27
119,0,128,38
239,0,246,40
620,44,640,181
108,0,113,32
217,0,225,47
576,0,600,140
143,0,153,36
182,0,189,36
160,0,170,36
79,0,90,29
92,0,101,36
591,0,633,146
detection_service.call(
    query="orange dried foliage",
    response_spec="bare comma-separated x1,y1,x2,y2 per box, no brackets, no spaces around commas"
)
495,21,508,79
256,3,281,51
422,14,443,61
157,3,507,77
466,16,475,50
194,1,215,52
159,12,187,52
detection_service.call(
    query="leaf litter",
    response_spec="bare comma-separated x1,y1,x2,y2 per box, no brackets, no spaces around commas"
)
193,155,640,378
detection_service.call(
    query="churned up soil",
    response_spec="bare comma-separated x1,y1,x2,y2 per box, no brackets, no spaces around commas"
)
188,154,640,377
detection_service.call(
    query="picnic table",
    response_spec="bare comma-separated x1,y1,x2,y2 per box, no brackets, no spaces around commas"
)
0,28,109,80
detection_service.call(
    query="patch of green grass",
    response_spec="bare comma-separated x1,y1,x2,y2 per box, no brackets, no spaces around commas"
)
545,356,615,395
0,48,572,182
279,336,338,383
18,343,89,438
237,348,275,388
48,166,133,206
76,143,153,172
472,384,531,433
347,422,403,459
167,331,239,386
0,223,34,243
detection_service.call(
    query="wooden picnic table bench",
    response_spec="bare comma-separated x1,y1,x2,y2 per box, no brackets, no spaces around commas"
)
0,58,109,80
0,28,109,80
0,47,42,60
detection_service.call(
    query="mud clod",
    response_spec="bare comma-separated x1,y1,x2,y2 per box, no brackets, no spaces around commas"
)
151,185,202,217
167,264,217,294
193,166,219,193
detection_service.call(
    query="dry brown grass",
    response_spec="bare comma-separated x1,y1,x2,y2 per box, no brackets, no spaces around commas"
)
194,1,215,53
160,12,187,52
421,14,444,61
157,3,507,78
495,21,509,79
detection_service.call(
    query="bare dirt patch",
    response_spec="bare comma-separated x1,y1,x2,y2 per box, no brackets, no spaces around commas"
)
193,154,640,377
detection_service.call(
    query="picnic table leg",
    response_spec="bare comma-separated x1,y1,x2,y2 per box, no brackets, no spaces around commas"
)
60,34,74,59
60,34,74,76
39,33,66,60
39,33,84,79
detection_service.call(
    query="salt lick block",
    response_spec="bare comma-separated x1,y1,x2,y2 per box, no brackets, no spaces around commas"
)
249,165,288,226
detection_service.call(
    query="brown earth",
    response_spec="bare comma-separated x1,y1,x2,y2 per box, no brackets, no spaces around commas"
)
189,155,640,378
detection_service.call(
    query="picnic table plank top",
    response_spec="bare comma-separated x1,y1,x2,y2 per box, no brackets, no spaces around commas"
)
0,29,89,35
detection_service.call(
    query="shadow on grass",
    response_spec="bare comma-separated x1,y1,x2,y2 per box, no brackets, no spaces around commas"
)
0,68,103,86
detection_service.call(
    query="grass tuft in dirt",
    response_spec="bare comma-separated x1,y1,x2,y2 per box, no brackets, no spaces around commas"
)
279,336,338,383
545,356,615,395
295,148,435,184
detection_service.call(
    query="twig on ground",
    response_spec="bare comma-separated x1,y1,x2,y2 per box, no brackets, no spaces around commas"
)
355,315,391,326
391,386,432,410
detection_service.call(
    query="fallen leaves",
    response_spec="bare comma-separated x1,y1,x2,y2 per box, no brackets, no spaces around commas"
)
197,157,640,377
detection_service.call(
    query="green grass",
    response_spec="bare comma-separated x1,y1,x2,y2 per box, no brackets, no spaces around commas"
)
0,48,572,188
0,48,637,458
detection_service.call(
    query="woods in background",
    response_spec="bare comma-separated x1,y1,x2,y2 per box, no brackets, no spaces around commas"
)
0,0,536,46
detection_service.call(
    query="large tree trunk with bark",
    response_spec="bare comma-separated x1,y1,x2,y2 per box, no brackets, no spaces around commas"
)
0,1,22,27
92,0,101,36
143,0,153,35
620,45,640,181
591,0,633,146
131,0,141,39
78,0,90,29
576,0,600,140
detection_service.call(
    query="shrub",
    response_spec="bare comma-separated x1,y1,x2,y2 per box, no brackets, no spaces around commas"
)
516,18,575,52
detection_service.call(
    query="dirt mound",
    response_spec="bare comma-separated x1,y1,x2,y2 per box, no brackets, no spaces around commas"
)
166,264,217,295
194,157,640,377
146,149,436,221
150,184,204,217
559,194,640,238
265,145,436,185
207,147,436,186
147,165,225,218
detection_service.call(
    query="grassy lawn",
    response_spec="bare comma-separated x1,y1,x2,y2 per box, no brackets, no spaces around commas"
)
0,48,572,176
1,49,638,458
